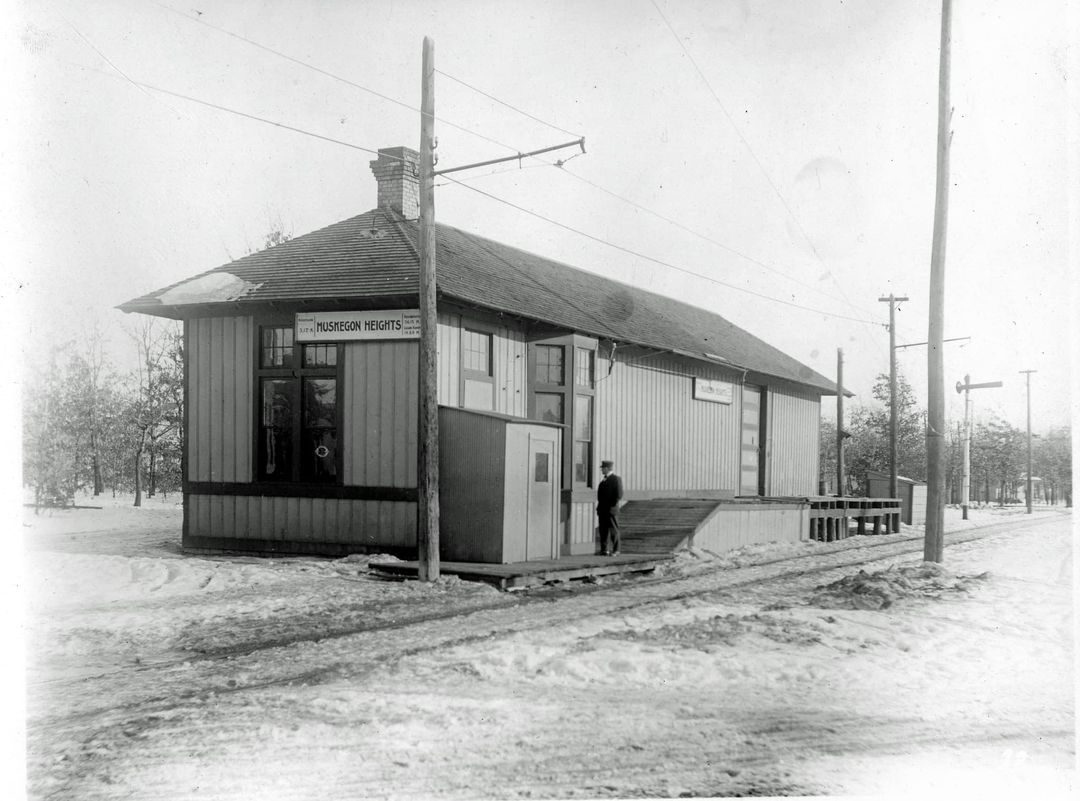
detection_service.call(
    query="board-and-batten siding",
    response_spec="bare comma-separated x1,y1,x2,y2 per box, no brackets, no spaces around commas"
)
188,494,416,549
766,385,821,496
342,340,419,488
186,327,417,551
594,353,741,494
437,312,527,416
188,316,253,482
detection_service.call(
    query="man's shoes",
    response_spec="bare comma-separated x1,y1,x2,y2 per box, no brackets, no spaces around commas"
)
602,551,612,557
612,551,620,557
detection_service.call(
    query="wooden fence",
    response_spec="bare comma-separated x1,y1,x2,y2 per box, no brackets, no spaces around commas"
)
804,497,902,542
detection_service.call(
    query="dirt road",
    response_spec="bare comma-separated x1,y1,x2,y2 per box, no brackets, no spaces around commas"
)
27,510,1074,799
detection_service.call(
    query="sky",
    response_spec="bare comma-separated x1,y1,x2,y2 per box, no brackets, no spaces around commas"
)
3,0,1076,433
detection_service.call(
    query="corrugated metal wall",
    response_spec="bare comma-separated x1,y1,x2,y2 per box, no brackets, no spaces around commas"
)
766,385,821,495
188,316,253,482
188,494,415,548
595,353,741,493
342,340,419,488
439,407,507,562
437,311,527,416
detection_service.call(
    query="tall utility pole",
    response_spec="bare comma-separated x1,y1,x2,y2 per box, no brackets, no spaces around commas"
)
1020,370,1037,513
955,375,1002,520
413,38,583,581
417,36,439,581
878,294,909,501
925,0,953,563
836,348,845,496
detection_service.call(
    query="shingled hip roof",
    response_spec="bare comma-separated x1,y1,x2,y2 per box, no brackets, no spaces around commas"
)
119,208,838,394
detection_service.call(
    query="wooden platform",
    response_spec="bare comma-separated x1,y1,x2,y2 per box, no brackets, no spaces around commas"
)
368,553,672,590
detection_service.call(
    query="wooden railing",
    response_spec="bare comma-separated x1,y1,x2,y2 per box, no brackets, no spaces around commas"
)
805,497,902,542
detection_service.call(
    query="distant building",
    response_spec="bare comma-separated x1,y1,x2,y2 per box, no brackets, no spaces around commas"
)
120,146,839,560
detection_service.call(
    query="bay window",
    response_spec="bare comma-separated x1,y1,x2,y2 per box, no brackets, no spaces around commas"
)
528,336,596,489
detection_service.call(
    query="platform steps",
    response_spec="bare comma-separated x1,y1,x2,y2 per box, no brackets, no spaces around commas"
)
618,499,724,554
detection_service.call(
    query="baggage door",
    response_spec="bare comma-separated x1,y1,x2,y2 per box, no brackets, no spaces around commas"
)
740,385,767,496
526,435,557,560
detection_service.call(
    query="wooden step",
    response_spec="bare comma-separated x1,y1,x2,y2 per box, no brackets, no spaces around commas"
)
616,499,724,555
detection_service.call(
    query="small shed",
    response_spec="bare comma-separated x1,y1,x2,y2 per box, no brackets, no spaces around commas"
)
439,407,562,563
866,471,927,526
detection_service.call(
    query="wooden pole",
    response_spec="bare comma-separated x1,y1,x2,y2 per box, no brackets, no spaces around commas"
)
961,374,971,520
1021,370,1036,513
925,0,952,563
836,348,844,497
879,294,909,501
417,36,440,581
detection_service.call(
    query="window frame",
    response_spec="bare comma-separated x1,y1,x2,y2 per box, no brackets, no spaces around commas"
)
528,334,597,491
459,324,496,412
254,319,343,485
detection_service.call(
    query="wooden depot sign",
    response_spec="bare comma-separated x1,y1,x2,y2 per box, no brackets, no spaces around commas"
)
692,377,734,404
296,310,421,342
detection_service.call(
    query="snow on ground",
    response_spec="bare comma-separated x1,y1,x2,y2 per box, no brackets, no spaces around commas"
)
21,497,1076,800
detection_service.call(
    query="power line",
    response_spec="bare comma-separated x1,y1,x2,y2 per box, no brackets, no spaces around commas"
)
95,5,882,328
63,49,405,164
147,0,875,316
441,174,881,326
66,37,877,327
648,0,886,351
436,68,582,139
557,165,843,304
148,0,519,155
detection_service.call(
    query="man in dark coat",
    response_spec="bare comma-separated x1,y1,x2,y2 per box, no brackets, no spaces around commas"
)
597,459,624,556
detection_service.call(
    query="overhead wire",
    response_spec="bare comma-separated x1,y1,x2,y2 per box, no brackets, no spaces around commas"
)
440,174,880,325
147,0,873,315
436,68,582,138
147,0,520,155
81,5,883,329
648,0,889,356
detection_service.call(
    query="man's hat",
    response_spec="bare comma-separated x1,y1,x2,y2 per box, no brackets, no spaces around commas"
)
600,460,614,469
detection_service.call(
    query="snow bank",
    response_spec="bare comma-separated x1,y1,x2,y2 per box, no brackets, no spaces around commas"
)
808,562,991,610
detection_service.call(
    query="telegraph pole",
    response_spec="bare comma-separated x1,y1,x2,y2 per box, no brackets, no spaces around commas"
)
413,38,583,581
417,36,439,581
1020,369,1037,513
925,0,953,563
878,294,909,501
955,375,1002,520
836,348,845,496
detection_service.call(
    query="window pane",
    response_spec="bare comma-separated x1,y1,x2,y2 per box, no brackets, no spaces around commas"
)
303,344,337,367
463,378,494,411
261,326,294,368
574,395,592,441
259,378,294,479
302,428,337,482
303,379,336,427
575,348,594,388
463,329,491,375
302,378,337,482
573,441,591,485
534,452,550,483
534,392,563,423
535,345,564,385
261,379,293,426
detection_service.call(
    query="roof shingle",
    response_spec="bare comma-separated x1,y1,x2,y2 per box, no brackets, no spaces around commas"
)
119,208,836,393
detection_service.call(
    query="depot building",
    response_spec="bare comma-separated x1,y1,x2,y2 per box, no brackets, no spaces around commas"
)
120,145,839,562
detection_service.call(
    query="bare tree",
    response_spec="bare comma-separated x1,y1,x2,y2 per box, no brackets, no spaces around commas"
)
129,320,183,507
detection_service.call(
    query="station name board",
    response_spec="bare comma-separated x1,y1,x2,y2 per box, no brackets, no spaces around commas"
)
693,378,733,405
296,310,421,342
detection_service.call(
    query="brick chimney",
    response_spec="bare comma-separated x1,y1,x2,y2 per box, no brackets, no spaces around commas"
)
369,146,420,220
